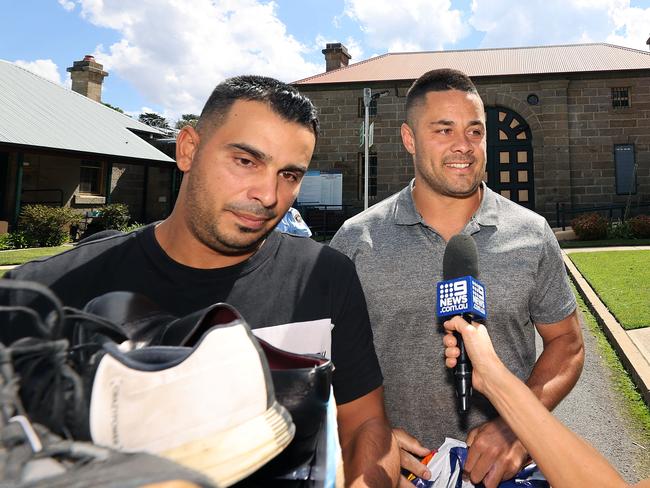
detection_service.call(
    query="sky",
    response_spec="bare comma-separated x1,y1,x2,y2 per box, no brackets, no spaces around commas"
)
1,0,649,123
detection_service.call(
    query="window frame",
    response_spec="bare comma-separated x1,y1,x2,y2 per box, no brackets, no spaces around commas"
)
79,160,105,195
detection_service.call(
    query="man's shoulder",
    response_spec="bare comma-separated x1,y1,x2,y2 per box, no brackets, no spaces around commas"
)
490,191,549,233
345,191,401,228
8,227,145,281
331,190,403,249
275,232,354,267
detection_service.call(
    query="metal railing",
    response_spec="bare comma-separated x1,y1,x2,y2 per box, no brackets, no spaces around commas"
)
556,202,650,230
294,204,361,240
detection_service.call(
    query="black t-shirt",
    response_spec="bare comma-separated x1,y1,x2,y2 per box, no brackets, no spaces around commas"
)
5,225,382,404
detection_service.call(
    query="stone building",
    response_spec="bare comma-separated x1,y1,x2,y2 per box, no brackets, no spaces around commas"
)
0,56,177,229
294,43,650,225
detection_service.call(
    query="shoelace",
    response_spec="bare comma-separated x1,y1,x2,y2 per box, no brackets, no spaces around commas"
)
0,342,122,484
0,280,131,440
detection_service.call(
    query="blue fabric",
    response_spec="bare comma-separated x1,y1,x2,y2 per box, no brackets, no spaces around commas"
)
410,440,549,488
275,207,312,237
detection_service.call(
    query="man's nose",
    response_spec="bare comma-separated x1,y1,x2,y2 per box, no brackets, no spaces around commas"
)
450,131,474,153
247,172,278,208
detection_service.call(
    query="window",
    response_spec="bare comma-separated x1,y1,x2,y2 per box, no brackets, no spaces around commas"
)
358,153,377,198
80,161,104,194
614,144,636,195
611,87,630,108
357,97,377,117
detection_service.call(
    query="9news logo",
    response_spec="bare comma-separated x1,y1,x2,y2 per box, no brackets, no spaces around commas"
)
436,276,487,319
438,280,469,313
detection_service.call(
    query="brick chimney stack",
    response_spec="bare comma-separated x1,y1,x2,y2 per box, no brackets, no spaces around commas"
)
67,55,108,102
322,43,351,72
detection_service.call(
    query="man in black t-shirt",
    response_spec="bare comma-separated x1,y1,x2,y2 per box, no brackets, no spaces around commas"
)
6,76,399,486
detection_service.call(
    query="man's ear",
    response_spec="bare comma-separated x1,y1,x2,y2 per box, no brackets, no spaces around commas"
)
400,122,416,155
176,126,200,172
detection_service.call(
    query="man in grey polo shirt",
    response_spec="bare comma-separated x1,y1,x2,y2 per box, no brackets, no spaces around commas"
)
330,68,584,488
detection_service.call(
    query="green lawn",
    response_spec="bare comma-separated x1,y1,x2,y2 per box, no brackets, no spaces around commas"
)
569,250,650,330
0,245,70,266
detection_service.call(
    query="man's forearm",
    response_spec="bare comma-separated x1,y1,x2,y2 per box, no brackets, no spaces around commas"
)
341,417,400,488
527,321,584,410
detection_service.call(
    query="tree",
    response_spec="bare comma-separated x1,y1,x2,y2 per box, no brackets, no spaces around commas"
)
102,102,125,114
175,113,199,129
138,112,170,129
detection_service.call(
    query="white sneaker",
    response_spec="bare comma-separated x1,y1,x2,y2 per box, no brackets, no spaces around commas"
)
88,303,295,487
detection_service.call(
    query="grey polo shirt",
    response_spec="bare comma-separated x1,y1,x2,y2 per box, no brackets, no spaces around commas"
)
330,180,576,447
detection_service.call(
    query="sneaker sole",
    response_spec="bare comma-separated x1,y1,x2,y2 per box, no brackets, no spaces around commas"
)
160,400,295,487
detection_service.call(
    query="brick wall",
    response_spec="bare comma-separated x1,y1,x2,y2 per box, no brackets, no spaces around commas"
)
298,70,650,224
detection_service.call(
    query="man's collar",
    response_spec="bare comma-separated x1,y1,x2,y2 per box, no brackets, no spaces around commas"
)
394,179,423,225
473,182,499,227
394,180,499,228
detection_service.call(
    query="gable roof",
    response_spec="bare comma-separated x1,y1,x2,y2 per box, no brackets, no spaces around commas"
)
295,43,650,85
0,59,174,163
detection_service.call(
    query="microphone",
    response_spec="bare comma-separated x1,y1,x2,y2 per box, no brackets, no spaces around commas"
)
436,235,487,414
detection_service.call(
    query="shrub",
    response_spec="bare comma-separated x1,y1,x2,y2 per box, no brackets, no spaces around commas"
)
92,203,131,231
607,220,633,239
571,213,608,240
0,233,11,250
0,231,32,249
628,214,650,238
81,203,132,239
121,222,144,233
18,204,82,247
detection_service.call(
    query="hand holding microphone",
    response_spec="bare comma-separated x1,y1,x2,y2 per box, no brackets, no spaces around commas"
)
436,234,487,414
442,316,504,396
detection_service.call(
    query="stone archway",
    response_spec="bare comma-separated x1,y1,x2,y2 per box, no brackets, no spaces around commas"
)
486,106,535,210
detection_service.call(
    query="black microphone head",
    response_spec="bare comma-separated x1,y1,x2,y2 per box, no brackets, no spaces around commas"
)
443,234,479,280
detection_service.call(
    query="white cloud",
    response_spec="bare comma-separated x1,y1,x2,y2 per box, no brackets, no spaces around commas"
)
58,0,76,11
343,0,469,52
469,0,649,51
71,0,320,119
607,5,650,50
14,59,65,85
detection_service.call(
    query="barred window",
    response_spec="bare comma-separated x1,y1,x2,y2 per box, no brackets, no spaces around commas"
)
611,87,630,108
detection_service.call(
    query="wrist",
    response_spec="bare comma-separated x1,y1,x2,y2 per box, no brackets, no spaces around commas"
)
479,361,514,399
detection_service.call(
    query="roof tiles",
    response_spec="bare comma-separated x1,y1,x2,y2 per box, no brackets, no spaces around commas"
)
295,43,650,85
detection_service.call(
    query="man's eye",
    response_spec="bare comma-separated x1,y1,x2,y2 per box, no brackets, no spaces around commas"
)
236,158,254,166
281,172,297,182
437,128,451,135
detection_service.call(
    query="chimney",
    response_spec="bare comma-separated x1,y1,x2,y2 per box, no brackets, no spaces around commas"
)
322,43,351,72
67,55,108,102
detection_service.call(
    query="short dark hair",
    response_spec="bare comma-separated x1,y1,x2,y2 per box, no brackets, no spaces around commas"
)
405,69,479,123
196,75,319,140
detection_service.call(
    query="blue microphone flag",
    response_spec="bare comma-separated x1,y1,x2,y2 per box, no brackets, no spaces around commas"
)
436,275,487,319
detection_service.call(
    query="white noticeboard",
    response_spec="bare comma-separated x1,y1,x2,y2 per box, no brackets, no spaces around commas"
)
298,170,322,203
320,173,342,207
297,171,342,207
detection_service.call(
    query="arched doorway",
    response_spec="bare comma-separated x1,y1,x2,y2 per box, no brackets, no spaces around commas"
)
485,107,534,210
